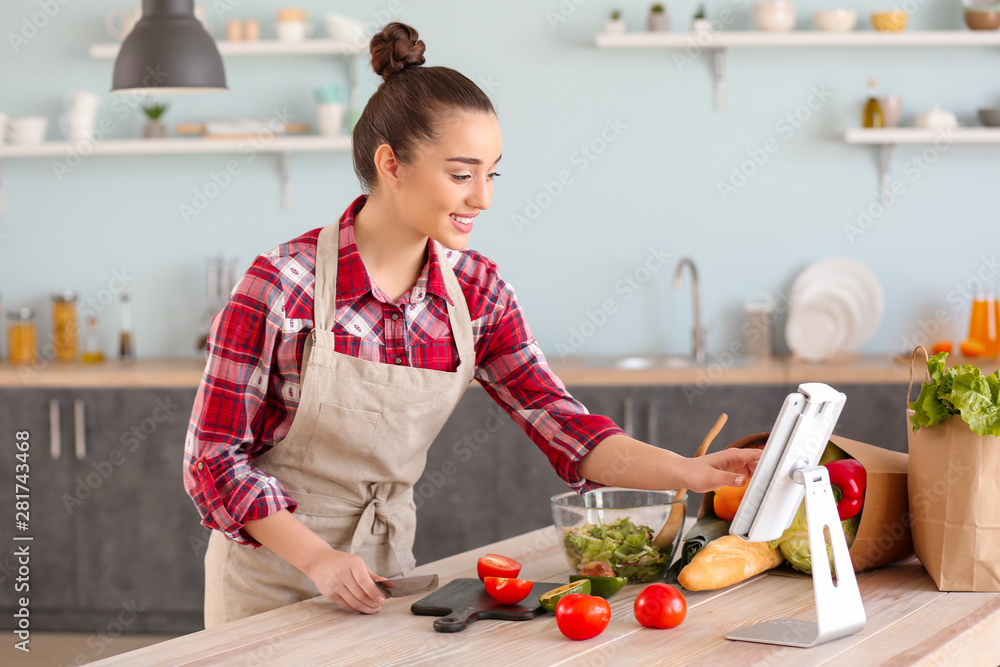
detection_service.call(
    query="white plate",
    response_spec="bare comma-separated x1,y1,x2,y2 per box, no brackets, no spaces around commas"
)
786,301,841,362
790,258,884,351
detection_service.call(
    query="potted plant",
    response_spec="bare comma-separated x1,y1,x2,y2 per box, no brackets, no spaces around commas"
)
141,99,169,139
648,3,671,31
606,9,626,33
692,4,711,32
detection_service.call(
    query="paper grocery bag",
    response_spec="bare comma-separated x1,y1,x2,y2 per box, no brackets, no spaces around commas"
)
907,413,1000,592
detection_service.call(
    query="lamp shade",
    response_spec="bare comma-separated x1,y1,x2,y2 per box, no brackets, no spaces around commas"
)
112,0,226,94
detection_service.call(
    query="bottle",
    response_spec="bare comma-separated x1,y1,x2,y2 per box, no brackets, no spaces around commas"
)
7,308,37,364
119,289,135,361
984,289,999,358
52,291,79,361
82,316,106,363
862,78,885,129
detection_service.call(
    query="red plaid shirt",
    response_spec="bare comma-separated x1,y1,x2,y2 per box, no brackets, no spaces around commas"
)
184,195,625,546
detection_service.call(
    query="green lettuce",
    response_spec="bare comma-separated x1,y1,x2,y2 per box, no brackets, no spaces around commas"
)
562,516,670,582
769,501,860,575
909,352,1000,436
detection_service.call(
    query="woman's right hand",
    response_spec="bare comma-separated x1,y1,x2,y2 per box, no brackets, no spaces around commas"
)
305,549,387,614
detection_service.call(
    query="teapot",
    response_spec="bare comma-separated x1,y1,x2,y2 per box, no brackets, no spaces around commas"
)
105,3,211,40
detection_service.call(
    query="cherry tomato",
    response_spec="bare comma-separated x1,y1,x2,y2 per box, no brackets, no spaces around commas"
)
634,583,686,629
483,577,533,605
555,594,611,640
477,554,522,583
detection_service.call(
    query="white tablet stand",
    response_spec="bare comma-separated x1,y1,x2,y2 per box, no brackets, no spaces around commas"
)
725,383,866,648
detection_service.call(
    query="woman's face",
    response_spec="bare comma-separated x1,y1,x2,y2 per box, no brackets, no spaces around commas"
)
395,111,502,250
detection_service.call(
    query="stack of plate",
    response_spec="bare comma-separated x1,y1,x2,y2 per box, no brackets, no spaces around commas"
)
785,258,884,362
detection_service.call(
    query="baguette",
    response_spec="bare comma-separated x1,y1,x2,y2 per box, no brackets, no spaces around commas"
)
677,534,784,591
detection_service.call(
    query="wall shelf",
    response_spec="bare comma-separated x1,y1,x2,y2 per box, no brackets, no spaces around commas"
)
0,136,352,214
844,127,1000,202
88,39,367,59
596,30,1000,111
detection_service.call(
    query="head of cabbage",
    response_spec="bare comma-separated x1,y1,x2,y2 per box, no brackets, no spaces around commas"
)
768,500,860,575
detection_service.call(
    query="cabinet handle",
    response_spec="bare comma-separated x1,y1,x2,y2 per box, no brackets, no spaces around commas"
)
49,399,61,459
647,400,658,446
74,399,87,460
623,397,635,438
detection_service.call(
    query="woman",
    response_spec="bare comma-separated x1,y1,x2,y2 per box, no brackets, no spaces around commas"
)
184,22,760,628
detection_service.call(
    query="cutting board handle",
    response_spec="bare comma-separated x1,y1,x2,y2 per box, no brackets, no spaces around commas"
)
433,606,479,633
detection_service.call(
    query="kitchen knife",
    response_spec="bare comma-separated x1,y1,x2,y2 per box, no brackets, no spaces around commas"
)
376,574,439,599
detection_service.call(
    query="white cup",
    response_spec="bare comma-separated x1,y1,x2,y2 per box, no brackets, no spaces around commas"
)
8,117,48,145
276,19,314,42
59,112,97,143
325,13,365,44
316,102,346,136
65,91,100,116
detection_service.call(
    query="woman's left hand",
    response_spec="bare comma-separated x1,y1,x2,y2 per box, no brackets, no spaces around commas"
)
681,447,761,493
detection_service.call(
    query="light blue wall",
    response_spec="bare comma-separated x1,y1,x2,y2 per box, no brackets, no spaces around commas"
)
1,0,996,362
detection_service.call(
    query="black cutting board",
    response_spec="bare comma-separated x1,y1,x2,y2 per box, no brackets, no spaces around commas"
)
411,578,565,632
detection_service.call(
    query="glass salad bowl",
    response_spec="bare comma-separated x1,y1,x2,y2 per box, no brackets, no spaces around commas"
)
551,487,686,583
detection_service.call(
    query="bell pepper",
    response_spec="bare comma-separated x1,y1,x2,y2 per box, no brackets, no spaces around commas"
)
823,458,867,520
713,479,749,522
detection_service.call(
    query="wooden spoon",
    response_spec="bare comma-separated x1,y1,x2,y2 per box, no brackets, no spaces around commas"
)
651,413,729,551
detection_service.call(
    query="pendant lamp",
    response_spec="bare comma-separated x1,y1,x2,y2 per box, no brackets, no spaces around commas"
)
112,0,227,94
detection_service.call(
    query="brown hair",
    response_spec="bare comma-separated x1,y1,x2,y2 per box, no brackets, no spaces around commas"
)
352,22,496,192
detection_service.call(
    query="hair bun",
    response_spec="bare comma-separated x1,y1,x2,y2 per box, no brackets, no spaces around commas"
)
370,22,426,81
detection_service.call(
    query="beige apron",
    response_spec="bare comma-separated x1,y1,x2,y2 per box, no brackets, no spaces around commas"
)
204,223,476,628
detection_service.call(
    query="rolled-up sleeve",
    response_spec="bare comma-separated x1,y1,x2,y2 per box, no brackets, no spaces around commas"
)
473,276,626,493
183,256,299,547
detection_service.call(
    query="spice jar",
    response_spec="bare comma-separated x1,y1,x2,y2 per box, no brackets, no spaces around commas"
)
7,308,37,364
52,291,79,361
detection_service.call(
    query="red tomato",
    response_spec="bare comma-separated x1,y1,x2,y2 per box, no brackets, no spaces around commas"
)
634,583,686,629
555,594,611,640
483,577,533,605
477,554,522,583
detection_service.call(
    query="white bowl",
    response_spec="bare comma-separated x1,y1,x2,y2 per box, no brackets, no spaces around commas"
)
813,9,858,32
754,2,797,31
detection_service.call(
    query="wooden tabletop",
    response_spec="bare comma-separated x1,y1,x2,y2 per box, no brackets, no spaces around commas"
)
92,525,1000,666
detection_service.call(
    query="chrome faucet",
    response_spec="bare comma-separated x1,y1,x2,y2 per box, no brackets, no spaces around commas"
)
673,257,707,364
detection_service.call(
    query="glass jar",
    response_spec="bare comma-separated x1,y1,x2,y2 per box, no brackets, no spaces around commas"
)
7,308,37,364
52,291,79,361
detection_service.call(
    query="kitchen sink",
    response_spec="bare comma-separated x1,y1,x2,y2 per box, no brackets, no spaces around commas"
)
579,355,757,370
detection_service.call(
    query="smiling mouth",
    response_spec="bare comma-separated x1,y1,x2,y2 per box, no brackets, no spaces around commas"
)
449,214,475,231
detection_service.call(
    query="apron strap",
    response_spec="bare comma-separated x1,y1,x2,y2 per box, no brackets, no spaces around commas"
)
431,239,476,372
313,223,342,332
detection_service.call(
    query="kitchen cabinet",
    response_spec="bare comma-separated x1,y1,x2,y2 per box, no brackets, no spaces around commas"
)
0,389,76,612
0,388,207,634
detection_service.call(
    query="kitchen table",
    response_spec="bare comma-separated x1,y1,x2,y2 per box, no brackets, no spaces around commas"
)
93,525,1000,666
